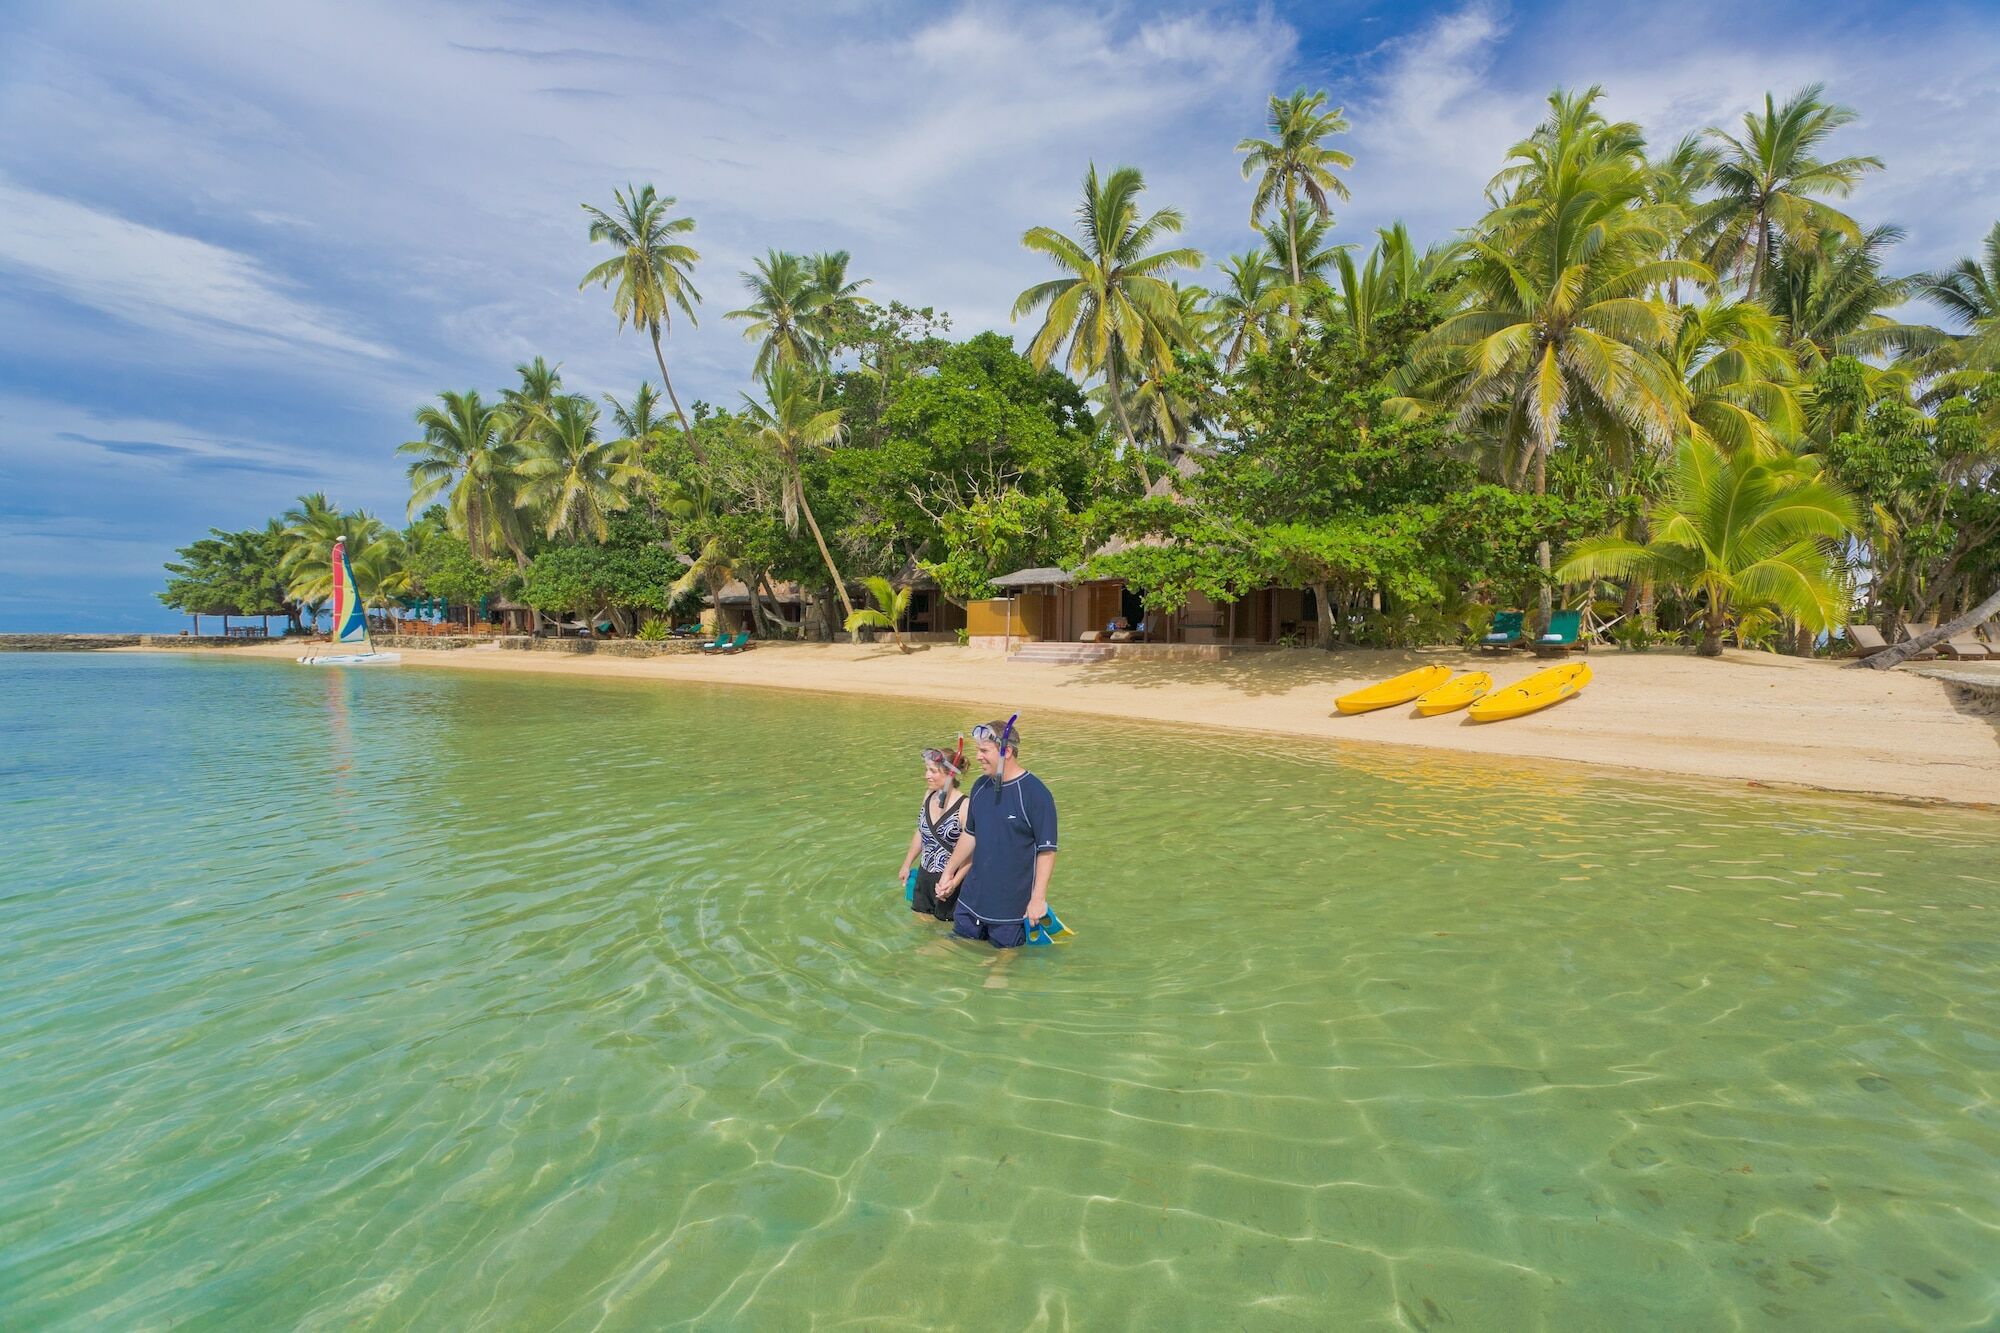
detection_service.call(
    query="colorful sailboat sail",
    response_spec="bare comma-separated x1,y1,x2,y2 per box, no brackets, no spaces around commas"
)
330,539,373,650
299,538,399,665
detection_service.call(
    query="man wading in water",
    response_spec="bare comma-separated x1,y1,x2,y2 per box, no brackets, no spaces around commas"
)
937,716,1057,949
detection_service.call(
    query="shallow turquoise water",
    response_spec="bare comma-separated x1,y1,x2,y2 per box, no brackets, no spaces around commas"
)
1,652,1995,1329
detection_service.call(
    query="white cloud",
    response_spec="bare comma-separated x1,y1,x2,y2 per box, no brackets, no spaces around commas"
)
0,176,392,361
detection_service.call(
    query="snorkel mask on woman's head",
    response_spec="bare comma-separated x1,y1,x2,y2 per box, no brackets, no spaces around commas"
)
921,736,966,780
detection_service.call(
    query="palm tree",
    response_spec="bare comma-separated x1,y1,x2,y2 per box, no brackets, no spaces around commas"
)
1404,88,1703,614
280,507,403,607
1700,85,1881,297
1238,88,1354,310
728,250,826,377
517,396,642,542
1208,248,1286,369
1559,440,1857,655
1257,202,1348,317
806,250,873,351
742,364,855,625
844,575,914,651
579,185,703,454
1915,220,2000,378
1668,299,1803,458
502,357,564,432
605,381,672,471
398,390,529,564
1013,163,1202,489
1766,226,1939,373
1644,133,1720,306
1330,224,1464,358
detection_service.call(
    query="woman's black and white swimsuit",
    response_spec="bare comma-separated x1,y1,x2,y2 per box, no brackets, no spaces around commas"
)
912,792,966,919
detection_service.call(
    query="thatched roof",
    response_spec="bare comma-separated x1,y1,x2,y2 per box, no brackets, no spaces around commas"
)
990,566,1074,589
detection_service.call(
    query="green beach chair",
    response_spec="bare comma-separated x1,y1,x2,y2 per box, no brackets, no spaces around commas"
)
719,631,753,654
1532,609,1585,657
1480,610,1527,651
697,630,733,653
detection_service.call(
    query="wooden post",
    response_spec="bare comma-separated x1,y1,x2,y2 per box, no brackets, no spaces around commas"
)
1004,597,1013,655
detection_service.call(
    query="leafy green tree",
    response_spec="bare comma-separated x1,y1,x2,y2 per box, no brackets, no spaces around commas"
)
1699,84,1881,297
520,534,682,636
579,184,703,448
1238,88,1353,308
158,524,295,631
1558,440,1859,655
1014,163,1202,488
405,531,510,626
518,395,641,542
1818,369,2000,630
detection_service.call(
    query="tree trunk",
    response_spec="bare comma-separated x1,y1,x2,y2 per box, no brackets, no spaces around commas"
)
1858,583,2000,670
1309,581,1336,649
651,326,705,468
1698,601,1726,657
1286,176,1303,325
1534,446,1553,628
504,538,542,633
745,574,774,637
1105,357,1153,491
796,487,856,628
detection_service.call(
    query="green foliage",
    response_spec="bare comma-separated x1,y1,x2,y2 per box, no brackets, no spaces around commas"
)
159,523,291,620
925,490,1088,604
636,618,672,641
404,532,510,609
1558,440,1860,655
521,540,681,616
843,576,913,647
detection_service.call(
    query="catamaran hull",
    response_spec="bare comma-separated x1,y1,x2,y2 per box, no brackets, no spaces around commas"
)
297,652,402,666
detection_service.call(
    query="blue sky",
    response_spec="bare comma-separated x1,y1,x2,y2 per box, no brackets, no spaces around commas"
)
3,0,1997,631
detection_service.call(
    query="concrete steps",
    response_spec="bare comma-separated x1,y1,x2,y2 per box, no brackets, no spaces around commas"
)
1008,642,1116,664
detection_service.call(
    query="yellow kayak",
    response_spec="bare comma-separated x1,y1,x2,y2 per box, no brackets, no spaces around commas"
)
1414,670,1492,716
1467,663,1592,722
1335,664,1453,714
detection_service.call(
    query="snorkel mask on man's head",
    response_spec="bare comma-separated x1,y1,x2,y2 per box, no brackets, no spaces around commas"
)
971,713,1019,771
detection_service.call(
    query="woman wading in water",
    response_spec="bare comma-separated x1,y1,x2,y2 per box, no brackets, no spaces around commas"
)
897,741,967,921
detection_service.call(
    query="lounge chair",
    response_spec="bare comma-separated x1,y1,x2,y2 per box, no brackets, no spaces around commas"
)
696,630,734,653
1977,618,2000,647
1480,610,1527,651
1079,630,1103,643
1844,624,1892,659
718,631,753,654
1897,623,1939,662
1937,636,1992,660
1532,609,1585,657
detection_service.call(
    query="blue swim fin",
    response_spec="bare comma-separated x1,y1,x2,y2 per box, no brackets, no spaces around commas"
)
1025,908,1073,945
905,868,918,904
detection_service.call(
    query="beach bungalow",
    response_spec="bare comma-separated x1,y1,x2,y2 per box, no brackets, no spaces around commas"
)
976,456,1318,653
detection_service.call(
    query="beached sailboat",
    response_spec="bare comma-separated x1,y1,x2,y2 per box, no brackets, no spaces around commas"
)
297,539,400,666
